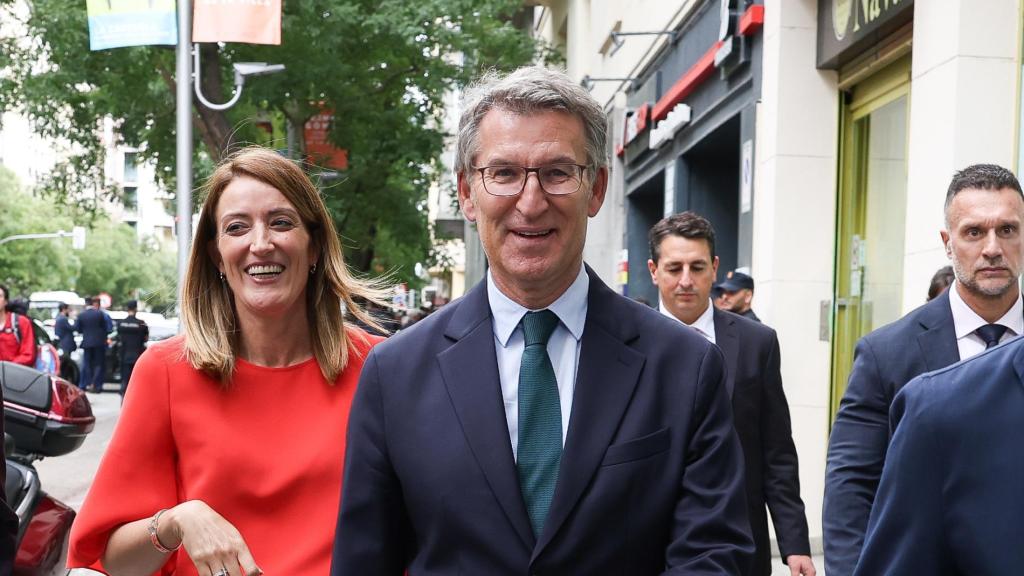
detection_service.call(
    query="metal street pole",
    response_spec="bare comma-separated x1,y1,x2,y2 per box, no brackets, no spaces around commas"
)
176,0,193,313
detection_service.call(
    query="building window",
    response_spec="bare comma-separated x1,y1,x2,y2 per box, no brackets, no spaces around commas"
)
124,152,138,183
123,186,138,210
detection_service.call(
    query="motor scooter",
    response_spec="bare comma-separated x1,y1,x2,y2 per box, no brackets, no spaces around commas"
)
2,361,95,575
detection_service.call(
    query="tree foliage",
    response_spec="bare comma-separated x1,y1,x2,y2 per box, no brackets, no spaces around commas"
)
0,0,553,285
0,166,177,310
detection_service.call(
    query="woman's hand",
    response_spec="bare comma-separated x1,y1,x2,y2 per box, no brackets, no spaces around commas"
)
163,500,263,576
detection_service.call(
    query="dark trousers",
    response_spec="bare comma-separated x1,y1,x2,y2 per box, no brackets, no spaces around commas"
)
120,361,137,396
82,346,106,391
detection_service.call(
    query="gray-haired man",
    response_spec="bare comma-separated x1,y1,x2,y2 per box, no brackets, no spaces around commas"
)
331,66,754,575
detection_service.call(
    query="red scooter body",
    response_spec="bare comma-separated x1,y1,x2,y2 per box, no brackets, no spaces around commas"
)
3,361,95,576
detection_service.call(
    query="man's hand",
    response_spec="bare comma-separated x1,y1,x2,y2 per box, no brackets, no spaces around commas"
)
786,554,816,576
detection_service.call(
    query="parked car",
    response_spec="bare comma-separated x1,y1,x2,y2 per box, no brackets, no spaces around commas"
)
68,311,178,385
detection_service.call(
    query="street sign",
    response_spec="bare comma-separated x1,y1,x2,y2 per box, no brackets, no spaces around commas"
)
72,226,86,250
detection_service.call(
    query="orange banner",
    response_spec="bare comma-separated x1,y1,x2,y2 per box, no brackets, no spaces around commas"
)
192,0,281,45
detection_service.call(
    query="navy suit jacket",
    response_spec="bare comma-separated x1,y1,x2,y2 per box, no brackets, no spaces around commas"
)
823,291,960,575
332,268,755,575
54,314,76,354
76,308,112,349
713,309,810,576
853,336,1024,575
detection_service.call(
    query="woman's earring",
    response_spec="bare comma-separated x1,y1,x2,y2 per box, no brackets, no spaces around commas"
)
310,263,317,275
219,271,225,282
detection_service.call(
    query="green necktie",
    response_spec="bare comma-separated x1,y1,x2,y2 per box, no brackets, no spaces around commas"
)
517,309,562,537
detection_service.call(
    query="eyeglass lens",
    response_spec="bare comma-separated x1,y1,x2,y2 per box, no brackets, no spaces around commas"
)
481,164,583,196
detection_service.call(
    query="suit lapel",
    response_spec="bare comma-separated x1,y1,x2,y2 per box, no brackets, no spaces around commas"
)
533,270,646,558
712,309,739,398
915,291,961,371
437,282,535,550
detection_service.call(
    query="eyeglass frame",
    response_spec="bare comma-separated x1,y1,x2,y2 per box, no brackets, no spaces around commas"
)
471,163,592,197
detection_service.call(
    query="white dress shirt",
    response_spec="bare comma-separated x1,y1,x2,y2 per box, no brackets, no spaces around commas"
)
947,281,1023,360
659,298,717,343
488,266,588,461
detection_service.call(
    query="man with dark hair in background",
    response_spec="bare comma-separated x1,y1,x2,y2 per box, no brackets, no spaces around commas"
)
715,270,760,322
647,211,815,576
824,163,1024,575
927,265,955,301
116,300,148,397
55,302,76,358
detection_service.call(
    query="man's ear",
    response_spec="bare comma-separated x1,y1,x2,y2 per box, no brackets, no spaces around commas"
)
940,230,952,258
647,259,658,284
457,172,477,223
587,166,609,217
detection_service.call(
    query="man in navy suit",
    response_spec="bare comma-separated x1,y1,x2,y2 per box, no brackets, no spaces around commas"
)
331,66,754,575
853,336,1024,575
54,302,76,356
647,212,814,576
823,163,1024,575
76,296,112,392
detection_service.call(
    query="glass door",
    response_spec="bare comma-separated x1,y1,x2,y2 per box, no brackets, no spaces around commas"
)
830,56,911,421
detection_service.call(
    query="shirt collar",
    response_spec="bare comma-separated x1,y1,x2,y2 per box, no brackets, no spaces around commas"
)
948,280,1024,338
487,265,589,346
658,298,716,341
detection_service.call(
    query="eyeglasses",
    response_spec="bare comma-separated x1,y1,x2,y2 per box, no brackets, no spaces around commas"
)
473,163,589,196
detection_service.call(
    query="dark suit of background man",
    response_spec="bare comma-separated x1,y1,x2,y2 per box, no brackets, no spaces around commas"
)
854,336,1024,575
54,302,76,383
647,212,815,576
332,66,754,575
76,297,113,393
824,163,1024,575
54,302,76,357
116,299,147,397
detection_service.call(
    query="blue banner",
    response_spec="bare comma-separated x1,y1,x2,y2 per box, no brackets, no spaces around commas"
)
87,0,177,51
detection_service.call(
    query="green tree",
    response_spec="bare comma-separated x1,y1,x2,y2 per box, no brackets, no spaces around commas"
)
0,167,179,308
74,220,179,310
0,0,552,285
0,167,79,295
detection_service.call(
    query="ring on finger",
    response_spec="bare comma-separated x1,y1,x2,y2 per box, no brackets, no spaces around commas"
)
214,570,228,576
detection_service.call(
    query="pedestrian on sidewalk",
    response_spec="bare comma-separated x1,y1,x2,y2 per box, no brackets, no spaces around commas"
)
67,146,390,576
75,296,112,392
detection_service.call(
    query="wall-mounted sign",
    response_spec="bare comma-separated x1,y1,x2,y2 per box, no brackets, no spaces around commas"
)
649,103,691,150
623,103,651,147
817,0,913,69
304,109,349,171
740,139,753,213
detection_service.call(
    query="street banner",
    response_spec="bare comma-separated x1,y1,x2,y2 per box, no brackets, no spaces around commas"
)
193,0,282,45
86,0,178,51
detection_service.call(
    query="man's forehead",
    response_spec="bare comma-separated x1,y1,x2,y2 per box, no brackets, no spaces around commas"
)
658,236,713,263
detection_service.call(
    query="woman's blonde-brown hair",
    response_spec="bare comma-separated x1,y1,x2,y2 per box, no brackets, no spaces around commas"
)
181,147,388,384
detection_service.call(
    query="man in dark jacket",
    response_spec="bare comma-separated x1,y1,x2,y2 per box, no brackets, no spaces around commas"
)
54,303,76,357
648,212,814,576
116,300,148,397
824,164,1024,575
76,297,112,393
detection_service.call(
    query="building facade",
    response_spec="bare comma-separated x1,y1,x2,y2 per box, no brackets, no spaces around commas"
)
532,0,1024,552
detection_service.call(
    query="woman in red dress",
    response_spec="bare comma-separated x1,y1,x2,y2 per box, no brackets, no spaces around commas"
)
68,147,389,576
